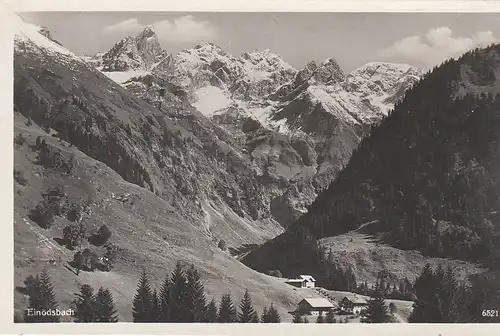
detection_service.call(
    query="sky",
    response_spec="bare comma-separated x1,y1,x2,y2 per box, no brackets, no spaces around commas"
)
18,12,500,72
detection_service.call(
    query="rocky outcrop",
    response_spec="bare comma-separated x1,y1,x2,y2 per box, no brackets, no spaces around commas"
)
101,26,171,72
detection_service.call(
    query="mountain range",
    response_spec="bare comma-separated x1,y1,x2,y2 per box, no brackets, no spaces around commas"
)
83,25,421,227
15,17,499,323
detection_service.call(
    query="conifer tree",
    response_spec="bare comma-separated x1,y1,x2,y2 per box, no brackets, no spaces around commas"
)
303,316,309,323
266,303,281,323
168,261,190,322
389,302,397,316
94,287,119,322
186,265,207,322
25,269,60,323
409,264,440,323
23,274,39,298
238,289,258,323
316,313,325,323
158,274,171,322
206,298,218,323
132,269,155,322
362,293,390,323
325,309,336,323
151,289,161,322
292,313,303,323
73,284,96,322
218,293,237,323
261,306,268,323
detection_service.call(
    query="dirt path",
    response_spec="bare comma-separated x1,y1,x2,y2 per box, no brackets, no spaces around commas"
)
16,213,68,256
353,220,379,232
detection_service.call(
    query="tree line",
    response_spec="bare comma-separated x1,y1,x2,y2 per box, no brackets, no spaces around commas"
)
17,261,281,323
131,261,280,323
19,269,118,322
409,263,488,322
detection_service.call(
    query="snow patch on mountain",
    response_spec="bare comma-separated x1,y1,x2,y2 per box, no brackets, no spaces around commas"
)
305,85,363,125
13,16,76,58
193,86,233,116
345,62,421,106
102,70,150,86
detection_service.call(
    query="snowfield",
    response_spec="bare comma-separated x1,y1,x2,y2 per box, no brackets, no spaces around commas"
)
193,86,233,116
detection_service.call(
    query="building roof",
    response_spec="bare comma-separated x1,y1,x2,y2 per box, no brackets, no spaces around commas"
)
342,295,368,305
299,275,316,282
300,298,334,308
285,278,306,282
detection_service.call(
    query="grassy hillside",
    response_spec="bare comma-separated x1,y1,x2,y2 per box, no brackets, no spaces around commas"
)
319,232,484,285
14,112,304,322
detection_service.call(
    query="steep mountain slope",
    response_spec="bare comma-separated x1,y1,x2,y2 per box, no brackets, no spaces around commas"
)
13,112,302,322
12,17,313,321
242,45,500,281
14,19,286,247
94,30,421,227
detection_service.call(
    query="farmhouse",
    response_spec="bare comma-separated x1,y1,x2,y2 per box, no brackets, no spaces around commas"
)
284,275,316,288
339,295,369,315
297,298,335,316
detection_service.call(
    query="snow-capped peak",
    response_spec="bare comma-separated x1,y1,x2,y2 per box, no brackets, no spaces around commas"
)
13,15,76,58
240,49,295,73
349,62,421,80
345,62,421,98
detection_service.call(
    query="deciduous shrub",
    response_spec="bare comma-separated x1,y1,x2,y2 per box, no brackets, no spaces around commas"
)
89,225,112,246
29,185,65,228
62,223,85,250
218,239,227,251
267,270,283,278
14,169,28,186
73,248,100,273
14,133,27,147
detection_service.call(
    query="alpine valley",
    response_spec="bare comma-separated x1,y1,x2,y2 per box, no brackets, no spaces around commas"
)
12,16,499,324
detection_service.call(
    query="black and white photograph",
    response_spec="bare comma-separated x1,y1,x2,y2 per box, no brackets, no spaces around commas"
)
8,5,500,329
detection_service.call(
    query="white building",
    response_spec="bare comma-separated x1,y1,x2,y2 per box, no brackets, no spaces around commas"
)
284,275,316,288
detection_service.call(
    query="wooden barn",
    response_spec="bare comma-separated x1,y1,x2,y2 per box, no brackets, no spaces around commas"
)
339,295,369,315
296,298,335,316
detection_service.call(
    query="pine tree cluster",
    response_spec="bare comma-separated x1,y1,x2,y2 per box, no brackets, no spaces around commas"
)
409,263,486,322
132,261,282,323
354,271,415,301
23,269,60,323
361,293,390,323
73,284,119,322
21,269,119,323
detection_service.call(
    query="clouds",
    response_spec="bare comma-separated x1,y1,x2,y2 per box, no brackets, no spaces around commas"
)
103,18,144,33
379,27,499,68
103,15,217,43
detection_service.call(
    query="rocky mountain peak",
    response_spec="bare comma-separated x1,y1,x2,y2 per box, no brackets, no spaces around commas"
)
192,42,226,55
37,26,52,39
137,25,156,38
101,26,168,72
240,49,295,73
314,57,345,84
135,26,164,69
344,62,421,105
